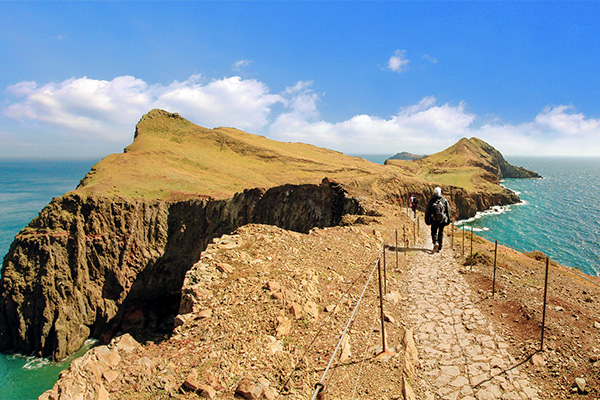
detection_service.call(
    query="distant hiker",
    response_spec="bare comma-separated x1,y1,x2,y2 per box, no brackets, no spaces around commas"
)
409,194,419,217
425,187,451,253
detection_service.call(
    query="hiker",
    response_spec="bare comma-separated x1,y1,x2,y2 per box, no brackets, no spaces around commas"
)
409,194,419,217
425,187,451,252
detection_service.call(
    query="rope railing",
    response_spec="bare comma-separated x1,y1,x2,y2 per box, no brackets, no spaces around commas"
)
274,245,384,399
453,224,600,291
447,221,600,351
301,194,599,397
309,224,415,399
310,256,380,400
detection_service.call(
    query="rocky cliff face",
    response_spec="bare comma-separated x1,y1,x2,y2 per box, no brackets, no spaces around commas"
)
451,187,520,219
0,179,361,360
395,181,519,222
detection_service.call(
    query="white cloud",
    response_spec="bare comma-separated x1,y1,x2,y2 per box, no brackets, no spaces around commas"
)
422,54,438,64
3,74,284,143
387,49,410,73
534,105,600,136
475,105,600,156
3,74,600,158
153,75,282,131
233,59,252,71
270,96,476,154
270,81,320,134
4,76,152,140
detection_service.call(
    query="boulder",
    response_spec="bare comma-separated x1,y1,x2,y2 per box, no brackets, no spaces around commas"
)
235,378,264,399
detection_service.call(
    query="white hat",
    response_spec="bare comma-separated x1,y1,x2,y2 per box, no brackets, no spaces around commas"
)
434,187,442,196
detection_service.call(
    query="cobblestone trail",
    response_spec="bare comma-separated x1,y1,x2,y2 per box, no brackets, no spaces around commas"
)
405,233,542,400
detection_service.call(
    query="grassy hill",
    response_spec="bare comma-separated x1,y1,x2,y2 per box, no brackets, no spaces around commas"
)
385,137,540,192
75,110,411,201
74,110,536,206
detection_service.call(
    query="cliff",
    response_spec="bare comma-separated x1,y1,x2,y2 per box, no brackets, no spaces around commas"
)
0,110,534,362
40,202,600,400
0,180,361,360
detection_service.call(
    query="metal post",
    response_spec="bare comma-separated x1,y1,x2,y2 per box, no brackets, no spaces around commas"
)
492,240,498,295
377,258,387,353
470,226,473,257
395,230,398,270
541,257,550,351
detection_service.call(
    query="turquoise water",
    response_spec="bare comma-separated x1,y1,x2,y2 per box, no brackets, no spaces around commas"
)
458,156,600,277
0,159,97,399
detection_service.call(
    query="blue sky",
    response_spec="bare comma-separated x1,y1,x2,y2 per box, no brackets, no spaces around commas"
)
2,1,600,158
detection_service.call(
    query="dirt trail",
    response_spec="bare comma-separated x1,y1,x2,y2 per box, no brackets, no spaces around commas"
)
404,223,541,400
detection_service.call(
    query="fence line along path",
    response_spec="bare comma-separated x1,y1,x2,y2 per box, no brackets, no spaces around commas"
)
404,233,542,400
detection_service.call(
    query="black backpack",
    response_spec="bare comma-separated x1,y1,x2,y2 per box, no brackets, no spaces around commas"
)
431,197,446,223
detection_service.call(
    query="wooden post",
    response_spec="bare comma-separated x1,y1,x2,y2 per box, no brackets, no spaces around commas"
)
470,226,473,257
395,230,398,270
540,257,550,351
462,225,465,257
492,240,498,295
383,244,387,294
377,258,386,353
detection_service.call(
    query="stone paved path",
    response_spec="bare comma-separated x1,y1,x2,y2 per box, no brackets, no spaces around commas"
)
404,232,542,400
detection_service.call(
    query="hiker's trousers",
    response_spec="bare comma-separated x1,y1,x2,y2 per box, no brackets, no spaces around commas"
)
431,223,445,249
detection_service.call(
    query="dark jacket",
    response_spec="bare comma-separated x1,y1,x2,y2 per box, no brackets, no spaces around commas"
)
425,194,450,226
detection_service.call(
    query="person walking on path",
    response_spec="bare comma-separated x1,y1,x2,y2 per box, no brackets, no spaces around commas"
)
425,187,451,252
409,194,419,218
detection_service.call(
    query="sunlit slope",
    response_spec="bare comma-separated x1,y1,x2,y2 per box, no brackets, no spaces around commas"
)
385,137,539,192
74,110,410,200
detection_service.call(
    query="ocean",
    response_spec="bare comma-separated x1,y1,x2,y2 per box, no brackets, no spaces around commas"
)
0,156,599,397
457,156,600,278
0,159,98,399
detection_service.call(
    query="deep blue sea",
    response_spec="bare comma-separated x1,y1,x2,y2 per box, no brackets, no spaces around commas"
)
1,156,599,397
457,157,600,278
0,159,98,399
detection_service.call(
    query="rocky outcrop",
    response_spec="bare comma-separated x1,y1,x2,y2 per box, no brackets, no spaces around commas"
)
451,187,520,220
39,334,142,400
0,179,362,360
401,183,519,221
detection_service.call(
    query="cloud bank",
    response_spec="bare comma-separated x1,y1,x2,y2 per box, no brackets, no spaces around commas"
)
2,74,600,158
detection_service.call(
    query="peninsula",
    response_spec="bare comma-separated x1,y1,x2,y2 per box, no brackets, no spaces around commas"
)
0,110,534,361
6,110,594,400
